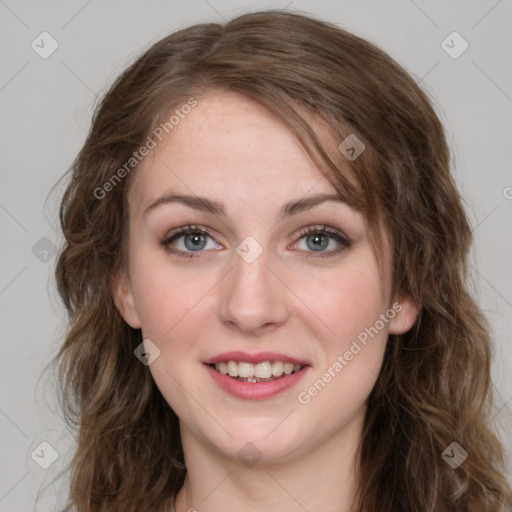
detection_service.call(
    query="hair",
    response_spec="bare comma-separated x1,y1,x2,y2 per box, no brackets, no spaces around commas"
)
52,9,511,512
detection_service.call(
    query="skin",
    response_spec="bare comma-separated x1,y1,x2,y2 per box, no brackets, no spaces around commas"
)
112,91,418,512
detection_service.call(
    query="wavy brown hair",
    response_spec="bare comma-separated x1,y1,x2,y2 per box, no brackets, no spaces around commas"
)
52,9,511,512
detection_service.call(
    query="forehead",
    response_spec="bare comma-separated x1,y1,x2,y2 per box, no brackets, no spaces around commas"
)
128,91,343,213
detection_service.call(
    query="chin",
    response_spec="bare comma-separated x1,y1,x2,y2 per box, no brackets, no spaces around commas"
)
207,418,306,465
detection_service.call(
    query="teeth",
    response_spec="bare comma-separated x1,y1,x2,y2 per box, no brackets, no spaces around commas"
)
271,361,284,376
238,362,255,378
254,361,272,379
227,361,238,377
214,360,303,379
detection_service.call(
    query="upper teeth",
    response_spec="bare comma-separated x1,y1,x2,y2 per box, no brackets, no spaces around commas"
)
215,361,302,379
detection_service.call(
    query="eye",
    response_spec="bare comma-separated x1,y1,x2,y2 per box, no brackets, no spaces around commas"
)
161,225,222,258
292,225,352,258
161,224,352,259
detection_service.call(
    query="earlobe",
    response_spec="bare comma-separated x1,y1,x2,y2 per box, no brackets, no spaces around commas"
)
388,295,419,335
111,268,142,329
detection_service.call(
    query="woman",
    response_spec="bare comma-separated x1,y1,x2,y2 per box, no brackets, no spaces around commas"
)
53,10,511,512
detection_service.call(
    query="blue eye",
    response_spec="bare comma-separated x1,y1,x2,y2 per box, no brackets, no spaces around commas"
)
161,224,351,259
161,225,220,257
294,225,352,257
302,232,334,251
178,232,208,251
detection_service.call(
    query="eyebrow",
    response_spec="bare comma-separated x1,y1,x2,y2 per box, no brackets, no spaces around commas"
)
143,192,348,221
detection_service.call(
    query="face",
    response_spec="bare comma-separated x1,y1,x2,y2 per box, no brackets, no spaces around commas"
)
113,91,417,466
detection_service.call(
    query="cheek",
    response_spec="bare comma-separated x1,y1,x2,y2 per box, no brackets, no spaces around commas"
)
295,254,390,411
128,245,217,340
295,268,389,423
300,256,389,348
296,258,390,417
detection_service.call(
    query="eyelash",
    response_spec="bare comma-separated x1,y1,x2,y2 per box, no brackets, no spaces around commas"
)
160,224,352,259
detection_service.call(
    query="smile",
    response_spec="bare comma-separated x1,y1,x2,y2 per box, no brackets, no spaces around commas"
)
210,360,303,382
204,355,310,399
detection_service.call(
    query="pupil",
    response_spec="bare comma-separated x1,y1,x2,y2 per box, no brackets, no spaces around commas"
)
185,233,206,251
307,234,328,251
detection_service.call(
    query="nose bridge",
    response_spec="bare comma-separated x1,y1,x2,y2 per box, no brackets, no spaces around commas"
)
218,238,288,333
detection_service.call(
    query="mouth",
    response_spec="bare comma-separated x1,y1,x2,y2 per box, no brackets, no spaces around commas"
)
208,360,305,383
203,352,311,399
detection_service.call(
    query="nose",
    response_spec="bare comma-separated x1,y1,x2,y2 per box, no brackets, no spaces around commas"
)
218,245,289,335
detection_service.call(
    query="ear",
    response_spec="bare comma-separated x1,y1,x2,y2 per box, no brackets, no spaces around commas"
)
388,295,419,335
111,267,142,329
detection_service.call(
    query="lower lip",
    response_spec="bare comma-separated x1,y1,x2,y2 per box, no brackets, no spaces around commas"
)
204,364,310,400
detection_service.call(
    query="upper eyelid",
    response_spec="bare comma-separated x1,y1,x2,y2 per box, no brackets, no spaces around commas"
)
163,224,350,247
297,224,350,239
163,225,215,241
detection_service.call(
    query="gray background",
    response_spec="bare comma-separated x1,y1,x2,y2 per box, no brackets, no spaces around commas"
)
0,1,511,510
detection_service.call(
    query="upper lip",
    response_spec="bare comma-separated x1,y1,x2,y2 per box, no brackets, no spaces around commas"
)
204,351,310,366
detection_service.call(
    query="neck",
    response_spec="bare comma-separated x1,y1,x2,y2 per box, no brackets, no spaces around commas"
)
173,413,364,512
